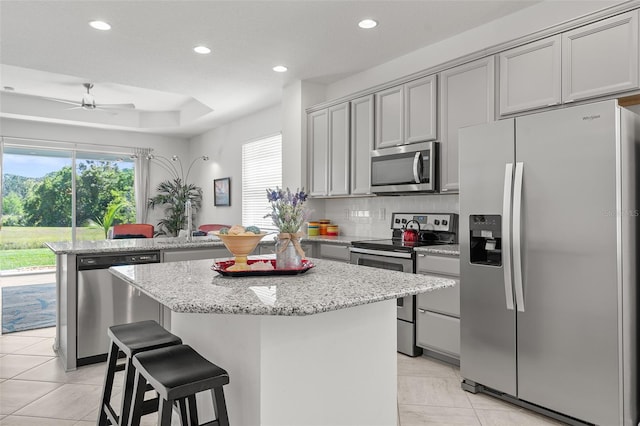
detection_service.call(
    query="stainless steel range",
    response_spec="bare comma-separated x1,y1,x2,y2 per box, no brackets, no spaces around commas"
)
350,212,458,356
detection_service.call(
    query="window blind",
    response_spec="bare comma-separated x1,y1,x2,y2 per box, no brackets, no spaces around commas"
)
242,134,282,231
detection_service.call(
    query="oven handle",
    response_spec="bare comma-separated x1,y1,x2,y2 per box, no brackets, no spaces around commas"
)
349,247,414,259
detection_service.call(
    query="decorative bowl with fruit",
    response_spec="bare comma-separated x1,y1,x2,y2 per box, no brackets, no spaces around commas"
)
213,225,267,271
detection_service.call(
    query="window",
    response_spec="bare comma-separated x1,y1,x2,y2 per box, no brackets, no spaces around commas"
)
0,140,135,272
242,134,282,231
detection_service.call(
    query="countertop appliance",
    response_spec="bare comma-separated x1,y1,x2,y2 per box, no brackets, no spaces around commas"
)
458,100,639,425
75,251,161,366
350,212,458,356
370,141,437,194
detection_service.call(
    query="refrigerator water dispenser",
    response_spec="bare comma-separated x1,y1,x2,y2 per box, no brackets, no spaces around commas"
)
469,215,502,266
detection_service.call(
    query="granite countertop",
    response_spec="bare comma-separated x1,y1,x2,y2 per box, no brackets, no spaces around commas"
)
109,257,455,316
44,234,374,255
414,244,460,256
44,235,229,254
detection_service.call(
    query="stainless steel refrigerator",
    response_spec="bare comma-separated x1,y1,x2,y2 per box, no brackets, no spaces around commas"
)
458,100,639,425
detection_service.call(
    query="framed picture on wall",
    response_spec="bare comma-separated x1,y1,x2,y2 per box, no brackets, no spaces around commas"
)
214,177,231,206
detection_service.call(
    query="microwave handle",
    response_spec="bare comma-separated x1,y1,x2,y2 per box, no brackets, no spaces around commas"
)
412,152,422,183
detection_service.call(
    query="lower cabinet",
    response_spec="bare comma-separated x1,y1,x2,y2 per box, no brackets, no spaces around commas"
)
416,310,460,357
415,253,460,361
163,248,230,262
318,243,351,262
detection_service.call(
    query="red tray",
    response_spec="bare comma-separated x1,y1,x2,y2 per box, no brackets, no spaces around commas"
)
212,259,315,277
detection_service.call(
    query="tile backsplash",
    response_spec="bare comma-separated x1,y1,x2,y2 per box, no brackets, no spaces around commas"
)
307,194,459,238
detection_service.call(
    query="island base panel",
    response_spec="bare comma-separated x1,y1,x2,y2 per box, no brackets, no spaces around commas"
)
171,299,397,426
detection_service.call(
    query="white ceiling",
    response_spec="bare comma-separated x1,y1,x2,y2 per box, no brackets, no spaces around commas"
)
0,0,540,138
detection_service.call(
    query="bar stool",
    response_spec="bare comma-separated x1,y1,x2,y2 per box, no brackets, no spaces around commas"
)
97,320,183,426
128,344,230,426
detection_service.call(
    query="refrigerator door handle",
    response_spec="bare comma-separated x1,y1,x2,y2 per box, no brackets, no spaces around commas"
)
503,163,515,311
513,162,525,312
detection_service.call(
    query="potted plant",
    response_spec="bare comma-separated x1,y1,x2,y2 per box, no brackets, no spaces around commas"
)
148,178,202,237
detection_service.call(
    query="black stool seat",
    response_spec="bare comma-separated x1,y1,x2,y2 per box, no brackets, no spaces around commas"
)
129,345,230,426
133,345,229,401
108,320,182,357
98,320,182,426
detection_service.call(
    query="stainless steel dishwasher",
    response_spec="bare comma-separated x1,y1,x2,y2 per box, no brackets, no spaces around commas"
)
76,252,161,365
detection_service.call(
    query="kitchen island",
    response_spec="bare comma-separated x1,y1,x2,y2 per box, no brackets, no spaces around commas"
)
110,257,455,426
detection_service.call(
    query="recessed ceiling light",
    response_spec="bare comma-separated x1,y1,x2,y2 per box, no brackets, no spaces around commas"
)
273,65,288,73
194,46,211,54
89,20,111,31
358,19,378,29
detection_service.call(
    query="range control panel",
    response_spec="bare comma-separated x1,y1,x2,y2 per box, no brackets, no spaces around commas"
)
391,213,458,232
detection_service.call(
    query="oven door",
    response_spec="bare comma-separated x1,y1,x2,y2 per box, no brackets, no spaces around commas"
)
349,248,414,322
350,247,422,357
349,247,414,272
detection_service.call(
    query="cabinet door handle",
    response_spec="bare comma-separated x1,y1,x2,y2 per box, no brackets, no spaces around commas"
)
418,309,426,314
417,253,425,257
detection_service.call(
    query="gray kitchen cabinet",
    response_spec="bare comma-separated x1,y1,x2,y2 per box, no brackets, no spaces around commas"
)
416,252,460,361
375,85,403,149
499,35,562,115
328,103,350,196
163,247,229,262
350,95,374,195
317,243,351,262
375,75,437,150
405,75,438,144
439,57,495,193
307,102,350,197
308,109,329,196
562,10,639,103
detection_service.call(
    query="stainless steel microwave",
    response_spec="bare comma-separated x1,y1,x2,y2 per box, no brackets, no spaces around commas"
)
370,141,437,194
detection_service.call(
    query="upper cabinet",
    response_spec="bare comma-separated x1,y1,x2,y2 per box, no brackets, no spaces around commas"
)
307,101,355,197
375,85,403,149
439,57,495,193
328,103,350,196
308,109,329,196
563,11,639,103
375,75,437,150
350,95,374,195
499,35,562,115
405,76,438,144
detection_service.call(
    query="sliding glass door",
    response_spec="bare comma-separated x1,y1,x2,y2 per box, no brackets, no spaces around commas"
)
0,147,73,272
1,146,136,270
75,151,135,240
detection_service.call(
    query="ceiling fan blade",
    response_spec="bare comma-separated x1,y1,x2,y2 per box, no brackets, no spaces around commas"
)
42,96,81,107
95,103,136,109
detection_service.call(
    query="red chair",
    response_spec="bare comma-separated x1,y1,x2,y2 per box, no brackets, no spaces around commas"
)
112,224,154,239
198,224,231,233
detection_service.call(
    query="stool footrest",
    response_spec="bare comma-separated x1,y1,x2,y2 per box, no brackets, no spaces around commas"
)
141,397,159,415
103,403,118,425
115,363,126,372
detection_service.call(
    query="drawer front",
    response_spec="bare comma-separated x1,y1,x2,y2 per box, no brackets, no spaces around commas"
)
417,280,459,317
416,310,460,357
416,254,459,275
319,243,350,261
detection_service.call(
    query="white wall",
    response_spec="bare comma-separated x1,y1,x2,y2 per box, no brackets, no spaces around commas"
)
188,104,281,227
0,117,190,228
326,0,623,99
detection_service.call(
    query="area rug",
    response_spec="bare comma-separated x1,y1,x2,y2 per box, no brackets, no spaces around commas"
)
2,283,56,333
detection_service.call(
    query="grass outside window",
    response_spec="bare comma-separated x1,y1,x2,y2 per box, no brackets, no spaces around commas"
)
1,226,103,271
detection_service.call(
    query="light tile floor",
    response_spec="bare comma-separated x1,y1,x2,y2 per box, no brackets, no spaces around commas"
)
0,327,566,426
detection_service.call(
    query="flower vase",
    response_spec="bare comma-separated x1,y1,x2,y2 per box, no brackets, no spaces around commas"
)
275,233,304,269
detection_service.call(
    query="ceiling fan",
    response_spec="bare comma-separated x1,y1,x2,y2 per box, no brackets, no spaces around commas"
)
46,83,135,111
